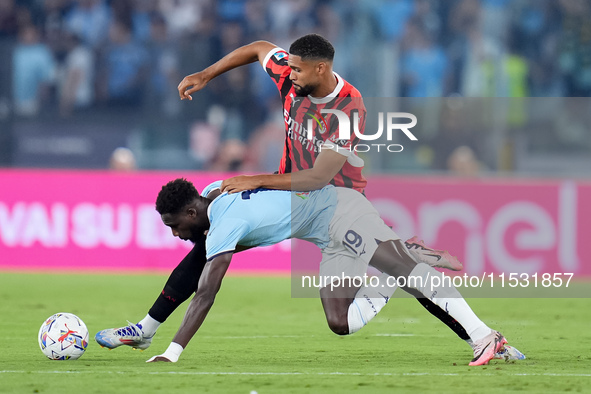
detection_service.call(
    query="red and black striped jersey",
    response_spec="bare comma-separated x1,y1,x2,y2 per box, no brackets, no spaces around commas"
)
262,47,367,193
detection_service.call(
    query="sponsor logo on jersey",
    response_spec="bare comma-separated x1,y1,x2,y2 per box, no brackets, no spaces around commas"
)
274,51,287,60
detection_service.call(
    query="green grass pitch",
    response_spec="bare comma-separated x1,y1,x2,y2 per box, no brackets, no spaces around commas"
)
1,273,590,394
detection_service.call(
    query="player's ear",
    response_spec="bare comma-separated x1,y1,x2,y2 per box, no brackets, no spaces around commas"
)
317,60,332,76
186,207,197,218
316,61,326,75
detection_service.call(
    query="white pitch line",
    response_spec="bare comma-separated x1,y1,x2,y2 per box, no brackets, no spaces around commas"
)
1,371,590,377
194,334,415,339
198,335,304,339
374,333,415,337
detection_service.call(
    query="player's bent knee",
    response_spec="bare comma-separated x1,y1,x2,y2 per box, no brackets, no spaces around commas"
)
326,316,349,336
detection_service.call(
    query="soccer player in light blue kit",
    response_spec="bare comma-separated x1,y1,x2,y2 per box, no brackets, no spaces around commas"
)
145,178,520,366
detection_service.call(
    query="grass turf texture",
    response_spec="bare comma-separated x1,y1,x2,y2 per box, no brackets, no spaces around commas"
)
1,273,590,394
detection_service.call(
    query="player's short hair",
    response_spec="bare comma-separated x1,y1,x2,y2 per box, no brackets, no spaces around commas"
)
156,178,199,215
289,34,334,62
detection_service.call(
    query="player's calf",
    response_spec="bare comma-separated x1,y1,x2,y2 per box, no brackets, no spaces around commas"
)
321,273,397,335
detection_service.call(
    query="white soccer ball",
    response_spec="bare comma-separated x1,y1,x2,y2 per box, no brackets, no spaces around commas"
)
38,313,89,360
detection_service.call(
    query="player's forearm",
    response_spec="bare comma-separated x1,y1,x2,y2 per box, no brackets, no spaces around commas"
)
171,255,231,349
171,292,215,348
221,150,345,193
289,169,334,191
202,41,273,82
257,170,330,192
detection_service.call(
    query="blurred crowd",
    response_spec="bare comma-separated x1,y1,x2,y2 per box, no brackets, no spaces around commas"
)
1,0,590,173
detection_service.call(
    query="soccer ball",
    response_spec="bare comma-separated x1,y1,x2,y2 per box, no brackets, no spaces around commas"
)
38,313,89,360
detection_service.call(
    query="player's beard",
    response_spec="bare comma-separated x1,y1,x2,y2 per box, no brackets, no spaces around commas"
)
293,82,316,97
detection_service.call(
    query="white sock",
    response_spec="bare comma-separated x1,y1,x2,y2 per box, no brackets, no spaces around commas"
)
347,273,398,334
408,263,491,342
138,314,161,337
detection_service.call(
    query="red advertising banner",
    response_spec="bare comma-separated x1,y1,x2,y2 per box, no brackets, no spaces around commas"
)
0,170,290,273
365,176,589,276
0,170,588,276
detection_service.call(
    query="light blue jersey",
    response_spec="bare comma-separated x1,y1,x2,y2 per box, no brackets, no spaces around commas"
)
200,180,222,198
203,182,337,260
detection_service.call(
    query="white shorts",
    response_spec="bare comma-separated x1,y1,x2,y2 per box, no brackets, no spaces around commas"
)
319,188,400,283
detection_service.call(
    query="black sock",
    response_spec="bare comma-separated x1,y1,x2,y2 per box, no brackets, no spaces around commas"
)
148,235,207,323
415,297,470,341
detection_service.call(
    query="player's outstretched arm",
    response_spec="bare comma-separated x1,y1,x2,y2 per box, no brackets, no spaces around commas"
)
178,40,276,100
221,149,347,193
146,253,233,363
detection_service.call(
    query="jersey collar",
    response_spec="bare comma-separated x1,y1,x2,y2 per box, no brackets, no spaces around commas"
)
206,196,218,223
308,72,344,104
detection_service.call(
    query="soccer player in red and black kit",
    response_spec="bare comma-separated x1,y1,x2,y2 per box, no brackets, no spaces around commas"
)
216,40,367,193
220,39,367,193
96,34,523,362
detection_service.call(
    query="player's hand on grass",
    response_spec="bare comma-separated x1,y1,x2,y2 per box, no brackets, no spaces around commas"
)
221,175,263,194
146,354,176,363
146,343,183,363
178,71,209,101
